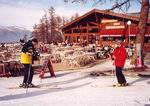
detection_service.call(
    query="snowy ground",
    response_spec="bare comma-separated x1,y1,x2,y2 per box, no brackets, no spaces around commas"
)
0,59,150,106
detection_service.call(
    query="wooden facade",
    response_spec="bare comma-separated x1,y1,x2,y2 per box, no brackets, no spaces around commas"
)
61,9,150,46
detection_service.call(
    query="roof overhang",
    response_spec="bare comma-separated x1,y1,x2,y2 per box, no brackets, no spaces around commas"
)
61,9,150,30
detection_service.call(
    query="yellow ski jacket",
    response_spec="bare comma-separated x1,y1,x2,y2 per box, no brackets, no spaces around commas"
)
20,40,33,64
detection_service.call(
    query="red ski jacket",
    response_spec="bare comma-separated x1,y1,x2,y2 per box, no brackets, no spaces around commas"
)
113,45,127,67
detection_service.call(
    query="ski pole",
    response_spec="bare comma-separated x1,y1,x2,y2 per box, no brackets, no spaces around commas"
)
112,60,115,76
39,70,44,83
112,60,117,84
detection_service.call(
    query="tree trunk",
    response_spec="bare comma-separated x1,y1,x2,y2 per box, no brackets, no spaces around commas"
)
131,0,149,66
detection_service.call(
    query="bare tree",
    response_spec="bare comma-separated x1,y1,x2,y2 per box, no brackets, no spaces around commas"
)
63,0,150,66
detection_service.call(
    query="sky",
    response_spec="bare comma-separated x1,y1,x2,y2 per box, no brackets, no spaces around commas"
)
0,0,141,30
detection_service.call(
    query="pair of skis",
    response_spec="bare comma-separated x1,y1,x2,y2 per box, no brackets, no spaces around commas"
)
39,57,56,79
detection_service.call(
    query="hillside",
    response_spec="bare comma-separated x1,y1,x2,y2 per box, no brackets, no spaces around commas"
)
0,26,31,43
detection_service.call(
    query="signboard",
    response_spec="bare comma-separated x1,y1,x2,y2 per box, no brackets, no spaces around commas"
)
101,19,118,23
101,19,125,29
113,22,120,25
106,25,125,29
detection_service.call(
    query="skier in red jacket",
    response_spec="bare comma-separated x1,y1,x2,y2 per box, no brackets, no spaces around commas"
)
112,39,128,87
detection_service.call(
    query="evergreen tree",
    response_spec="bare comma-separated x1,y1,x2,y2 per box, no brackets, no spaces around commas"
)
32,6,63,44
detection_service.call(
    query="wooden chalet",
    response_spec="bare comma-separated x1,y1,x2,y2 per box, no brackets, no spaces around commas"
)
61,9,150,46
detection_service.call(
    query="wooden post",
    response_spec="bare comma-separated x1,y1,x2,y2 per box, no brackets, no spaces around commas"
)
87,23,89,45
79,26,82,46
71,29,73,44
95,12,101,46
99,23,103,46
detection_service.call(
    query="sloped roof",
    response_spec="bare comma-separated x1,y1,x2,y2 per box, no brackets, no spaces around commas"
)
62,9,150,29
129,12,150,19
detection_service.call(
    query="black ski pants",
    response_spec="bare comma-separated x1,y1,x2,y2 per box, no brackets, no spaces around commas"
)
115,66,126,84
23,64,33,84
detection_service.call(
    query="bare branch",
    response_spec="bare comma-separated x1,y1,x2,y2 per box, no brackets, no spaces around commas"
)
137,0,142,4
92,0,107,7
110,0,130,10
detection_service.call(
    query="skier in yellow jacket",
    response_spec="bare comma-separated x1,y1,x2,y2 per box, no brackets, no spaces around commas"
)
20,38,38,88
